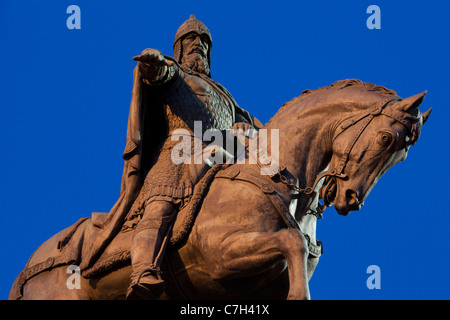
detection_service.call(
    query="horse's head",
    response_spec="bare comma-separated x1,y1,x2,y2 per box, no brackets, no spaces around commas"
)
320,91,431,216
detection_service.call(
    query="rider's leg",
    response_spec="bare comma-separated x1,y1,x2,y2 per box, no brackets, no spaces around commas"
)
126,200,177,299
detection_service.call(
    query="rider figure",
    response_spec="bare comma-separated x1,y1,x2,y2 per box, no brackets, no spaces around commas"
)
126,15,256,299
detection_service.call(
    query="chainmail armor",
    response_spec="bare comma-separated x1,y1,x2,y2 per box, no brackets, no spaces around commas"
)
130,66,236,211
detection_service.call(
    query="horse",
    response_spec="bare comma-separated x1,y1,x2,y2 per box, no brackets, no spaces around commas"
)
10,79,431,300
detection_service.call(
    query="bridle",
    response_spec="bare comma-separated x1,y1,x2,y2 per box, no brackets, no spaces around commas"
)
274,95,420,210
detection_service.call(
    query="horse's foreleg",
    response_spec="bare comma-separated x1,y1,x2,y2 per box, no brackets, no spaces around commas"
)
201,228,310,300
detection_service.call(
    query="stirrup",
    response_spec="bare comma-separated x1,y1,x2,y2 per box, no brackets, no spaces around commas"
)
136,267,163,282
126,268,165,300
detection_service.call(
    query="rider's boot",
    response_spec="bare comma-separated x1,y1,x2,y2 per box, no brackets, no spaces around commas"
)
126,202,175,300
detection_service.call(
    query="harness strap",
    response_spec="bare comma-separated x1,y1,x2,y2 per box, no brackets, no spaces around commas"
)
337,113,375,175
215,166,323,258
11,217,88,300
11,254,68,300
216,167,298,229
328,97,400,178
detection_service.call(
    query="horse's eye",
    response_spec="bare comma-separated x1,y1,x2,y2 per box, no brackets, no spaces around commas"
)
377,132,393,147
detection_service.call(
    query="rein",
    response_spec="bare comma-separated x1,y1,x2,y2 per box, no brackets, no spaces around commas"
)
271,96,410,216
329,97,402,177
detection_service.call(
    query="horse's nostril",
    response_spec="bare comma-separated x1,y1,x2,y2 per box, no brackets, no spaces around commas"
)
346,189,358,206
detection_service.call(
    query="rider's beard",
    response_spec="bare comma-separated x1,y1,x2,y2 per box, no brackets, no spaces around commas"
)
181,53,210,76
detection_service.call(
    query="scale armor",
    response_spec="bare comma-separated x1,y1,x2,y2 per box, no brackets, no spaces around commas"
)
164,70,234,133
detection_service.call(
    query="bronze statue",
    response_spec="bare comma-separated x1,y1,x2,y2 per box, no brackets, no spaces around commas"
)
9,16,431,300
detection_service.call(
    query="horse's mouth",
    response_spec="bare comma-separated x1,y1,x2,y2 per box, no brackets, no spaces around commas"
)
320,177,363,215
319,177,337,207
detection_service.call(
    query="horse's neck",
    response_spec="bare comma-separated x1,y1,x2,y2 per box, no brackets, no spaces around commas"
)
263,101,339,217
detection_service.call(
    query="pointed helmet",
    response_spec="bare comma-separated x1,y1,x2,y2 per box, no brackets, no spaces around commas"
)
173,15,212,70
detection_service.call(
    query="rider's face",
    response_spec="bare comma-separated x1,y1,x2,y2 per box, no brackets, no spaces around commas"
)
181,32,209,60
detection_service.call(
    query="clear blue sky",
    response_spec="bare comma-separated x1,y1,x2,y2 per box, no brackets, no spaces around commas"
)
1,0,449,299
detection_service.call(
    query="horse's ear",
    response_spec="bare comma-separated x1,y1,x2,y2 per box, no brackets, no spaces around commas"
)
396,91,427,112
422,107,432,125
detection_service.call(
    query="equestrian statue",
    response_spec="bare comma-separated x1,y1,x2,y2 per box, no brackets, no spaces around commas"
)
9,15,431,300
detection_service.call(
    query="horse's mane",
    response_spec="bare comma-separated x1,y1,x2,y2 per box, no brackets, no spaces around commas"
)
267,79,399,127
269,79,427,145
299,79,397,98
